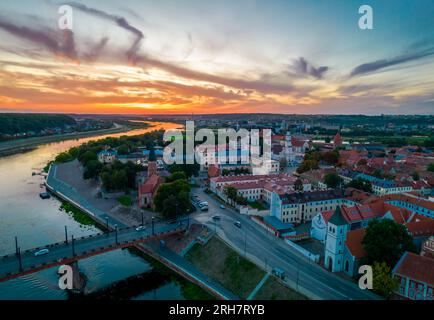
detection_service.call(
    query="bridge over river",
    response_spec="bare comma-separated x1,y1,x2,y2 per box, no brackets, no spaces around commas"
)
0,219,188,283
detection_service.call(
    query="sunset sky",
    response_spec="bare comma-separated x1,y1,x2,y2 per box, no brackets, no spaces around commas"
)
0,0,433,115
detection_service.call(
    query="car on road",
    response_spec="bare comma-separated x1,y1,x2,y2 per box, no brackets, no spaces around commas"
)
220,205,226,209
34,248,49,257
234,221,242,228
212,215,221,220
198,202,209,211
135,226,146,232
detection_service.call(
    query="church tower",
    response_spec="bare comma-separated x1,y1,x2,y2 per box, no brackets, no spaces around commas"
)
284,132,294,164
325,206,348,272
148,146,157,177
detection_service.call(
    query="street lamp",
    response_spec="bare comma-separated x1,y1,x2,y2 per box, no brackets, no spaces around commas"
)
64,226,68,244
71,235,76,257
151,217,155,235
17,247,22,272
105,216,109,232
115,224,118,245
141,210,144,227
14,236,19,256
244,228,247,257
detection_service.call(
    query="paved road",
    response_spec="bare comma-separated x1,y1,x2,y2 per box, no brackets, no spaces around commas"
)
191,188,380,300
0,220,188,281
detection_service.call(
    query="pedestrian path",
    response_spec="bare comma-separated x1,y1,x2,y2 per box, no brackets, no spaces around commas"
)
246,272,270,300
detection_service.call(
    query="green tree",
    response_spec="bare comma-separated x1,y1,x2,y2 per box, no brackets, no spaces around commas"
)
372,261,399,299
428,163,434,172
236,195,248,206
117,144,130,155
294,178,303,191
83,160,102,180
279,157,287,172
347,178,373,193
154,179,191,218
112,169,128,190
357,158,368,166
412,171,420,181
169,163,200,177
55,151,74,163
296,160,319,174
323,150,340,165
167,171,187,182
222,169,231,176
324,173,342,188
79,151,97,166
224,186,238,205
362,219,416,268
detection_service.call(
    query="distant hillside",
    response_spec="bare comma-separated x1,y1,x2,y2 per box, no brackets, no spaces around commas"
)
0,114,76,135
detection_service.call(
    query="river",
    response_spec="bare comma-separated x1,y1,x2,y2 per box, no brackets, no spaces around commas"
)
0,121,185,300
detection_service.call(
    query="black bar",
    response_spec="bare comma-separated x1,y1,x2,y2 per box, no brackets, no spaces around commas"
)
64,226,68,244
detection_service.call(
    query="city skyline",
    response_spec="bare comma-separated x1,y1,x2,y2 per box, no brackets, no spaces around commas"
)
0,0,433,115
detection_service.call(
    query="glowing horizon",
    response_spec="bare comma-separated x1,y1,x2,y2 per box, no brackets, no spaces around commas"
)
0,0,433,115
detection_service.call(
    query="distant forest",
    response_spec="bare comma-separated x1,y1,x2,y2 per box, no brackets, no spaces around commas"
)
0,114,76,135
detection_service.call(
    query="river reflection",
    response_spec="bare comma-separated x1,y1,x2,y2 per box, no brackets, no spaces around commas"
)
0,121,183,300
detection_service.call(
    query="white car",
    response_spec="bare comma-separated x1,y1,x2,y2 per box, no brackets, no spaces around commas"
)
34,249,49,257
135,226,146,232
220,205,226,209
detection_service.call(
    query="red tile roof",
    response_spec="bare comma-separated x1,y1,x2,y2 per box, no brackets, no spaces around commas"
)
320,202,412,225
345,228,367,259
381,193,434,211
393,252,434,286
405,219,434,238
138,174,161,195
207,165,220,178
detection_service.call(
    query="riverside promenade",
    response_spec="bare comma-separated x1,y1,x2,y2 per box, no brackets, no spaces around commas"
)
45,163,238,300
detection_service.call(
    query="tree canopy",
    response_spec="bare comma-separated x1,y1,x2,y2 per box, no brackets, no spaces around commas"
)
346,178,373,193
168,163,200,177
362,219,416,268
0,114,76,135
372,261,399,298
154,179,191,219
324,173,342,188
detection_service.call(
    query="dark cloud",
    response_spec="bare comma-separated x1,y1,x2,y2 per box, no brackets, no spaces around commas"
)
83,37,109,62
134,53,296,93
0,19,77,60
290,57,329,79
67,2,144,62
350,44,434,77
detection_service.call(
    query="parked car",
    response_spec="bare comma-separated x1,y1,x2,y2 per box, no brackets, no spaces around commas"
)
34,248,49,257
234,221,242,228
220,205,226,209
212,215,221,220
135,226,146,232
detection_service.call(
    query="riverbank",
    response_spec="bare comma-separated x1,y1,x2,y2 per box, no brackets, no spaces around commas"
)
0,122,147,158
